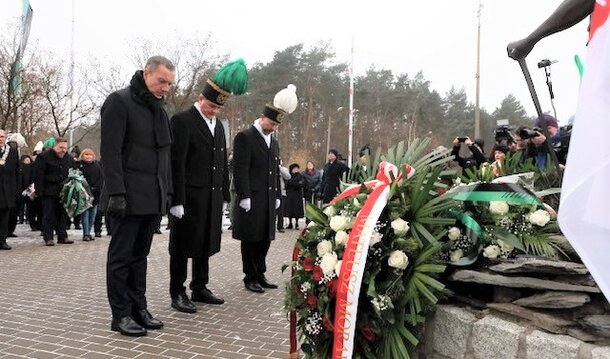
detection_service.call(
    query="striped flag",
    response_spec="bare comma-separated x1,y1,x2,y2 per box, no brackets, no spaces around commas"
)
558,0,610,301
10,0,34,95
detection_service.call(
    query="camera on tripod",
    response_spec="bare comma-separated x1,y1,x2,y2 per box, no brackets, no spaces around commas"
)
494,119,513,145
537,58,558,68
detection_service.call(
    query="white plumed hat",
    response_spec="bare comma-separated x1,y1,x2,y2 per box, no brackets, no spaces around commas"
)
263,84,298,123
7,133,26,148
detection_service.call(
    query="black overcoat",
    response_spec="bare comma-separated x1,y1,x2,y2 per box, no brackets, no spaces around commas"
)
321,160,349,203
99,87,172,215
169,106,230,257
34,149,74,198
0,147,20,209
232,125,280,243
285,172,305,218
75,160,103,205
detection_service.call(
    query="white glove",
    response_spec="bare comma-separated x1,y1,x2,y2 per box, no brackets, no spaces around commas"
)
239,198,251,212
275,198,281,209
170,205,185,219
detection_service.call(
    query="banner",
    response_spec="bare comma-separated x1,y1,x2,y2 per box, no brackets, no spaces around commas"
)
11,0,34,95
559,1,610,301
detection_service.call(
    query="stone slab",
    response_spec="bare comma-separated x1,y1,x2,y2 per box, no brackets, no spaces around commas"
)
525,330,581,359
432,305,477,359
471,315,525,359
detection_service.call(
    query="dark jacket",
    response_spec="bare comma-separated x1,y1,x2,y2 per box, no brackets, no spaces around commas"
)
232,125,280,243
21,162,33,191
75,160,103,205
451,144,487,170
0,146,20,209
285,172,305,218
169,106,230,257
100,86,173,215
302,168,322,197
34,149,74,198
321,160,349,203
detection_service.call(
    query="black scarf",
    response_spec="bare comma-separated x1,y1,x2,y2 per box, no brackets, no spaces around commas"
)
129,71,172,148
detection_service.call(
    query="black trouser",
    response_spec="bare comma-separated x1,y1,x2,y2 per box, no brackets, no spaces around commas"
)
16,196,25,223
8,207,17,234
41,197,68,241
276,195,286,230
106,214,156,318
94,209,103,234
0,208,9,243
241,240,271,283
169,254,209,298
30,197,42,231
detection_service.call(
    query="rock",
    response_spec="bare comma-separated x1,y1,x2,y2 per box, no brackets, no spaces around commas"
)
513,291,590,309
554,274,597,287
488,303,575,334
493,287,521,303
525,330,582,359
592,346,610,359
489,258,588,275
432,305,477,359
472,315,526,359
452,294,488,310
573,298,607,318
581,315,610,338
449,270,601,293
566,327,602,343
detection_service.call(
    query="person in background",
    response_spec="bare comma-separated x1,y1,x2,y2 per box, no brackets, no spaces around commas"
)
0,130,20,250
20,155,34,228
321,149,349,204
285,163,305,230
451,137,487,171
34,137,74,246
101,55,174,336
301,161,321,218
490,144,509,177
276,160,290,233
75,148,103,241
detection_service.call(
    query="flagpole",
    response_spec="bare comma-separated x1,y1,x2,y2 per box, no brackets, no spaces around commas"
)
69,0,75,144
348,37,354,168
474,0,482,139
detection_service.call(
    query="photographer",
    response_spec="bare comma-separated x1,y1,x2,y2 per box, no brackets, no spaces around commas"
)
451,137,487,171
513,114,567,170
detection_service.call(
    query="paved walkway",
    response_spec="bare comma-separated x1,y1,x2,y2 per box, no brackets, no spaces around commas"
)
0,220,301,359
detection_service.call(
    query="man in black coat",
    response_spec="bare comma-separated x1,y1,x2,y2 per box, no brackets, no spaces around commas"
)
321,148,349,204
168,86,233,313
0,130,20,250
34,138,74,246
100,56,174,337
233,84,298,293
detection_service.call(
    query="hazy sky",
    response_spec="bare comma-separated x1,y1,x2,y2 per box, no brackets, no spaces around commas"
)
2,0,589,126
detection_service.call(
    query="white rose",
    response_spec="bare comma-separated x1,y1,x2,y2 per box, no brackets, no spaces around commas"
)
448,227,461,241
320,252,338,275
334,231,349,246
317,240,333,257
455,177,462,185
391,218,410,236
528,209,551,227
388,250,409,270
489,201,509,215
483,245,501,259
307,221,317,228
497,239,513,252
330,215,350,232
450,249,464,262
370,231,382,246
323,206,336,217
335,260,343,276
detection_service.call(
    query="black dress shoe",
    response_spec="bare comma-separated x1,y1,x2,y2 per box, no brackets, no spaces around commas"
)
171,293,197,313
258,277,278,289
132,309,163,329
0,242,11,250
154,229,162,234
111,316,147,337
245,281,265,293
192,288,224,305
7,233,17,238
94,232,102,238
277,228,285,233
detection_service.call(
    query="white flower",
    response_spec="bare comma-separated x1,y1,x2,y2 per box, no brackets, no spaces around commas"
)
334,260,343,276
450,249,464,262
323,206,336,217
317,240,333,257
370,231,382,246
391,218,410,236
353,197,361,208
497,239,513,252
320,252,338,275
330,215,351,232
388,250,409,270
455,177,462,185
334,231,349,246
483,245,501,259
489,201,509,215
528,209,551,227
448,227,461,241
300,282,312,292
307,221,317,228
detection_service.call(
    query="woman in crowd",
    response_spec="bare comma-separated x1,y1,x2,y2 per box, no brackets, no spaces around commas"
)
285,163,305,230
75,148,103,241
301,160,321,209
490,144,509,177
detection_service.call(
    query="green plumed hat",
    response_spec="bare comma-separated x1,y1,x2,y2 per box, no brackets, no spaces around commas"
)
43,137,56,148
201,58,248,106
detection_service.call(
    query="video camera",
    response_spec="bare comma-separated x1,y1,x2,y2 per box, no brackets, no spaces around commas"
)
517,127,542,140
494,125,513,145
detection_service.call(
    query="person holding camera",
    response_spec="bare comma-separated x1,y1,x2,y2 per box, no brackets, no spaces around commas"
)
451,137,487,171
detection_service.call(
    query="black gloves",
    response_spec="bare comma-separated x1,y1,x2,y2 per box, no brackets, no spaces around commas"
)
107,195,127,218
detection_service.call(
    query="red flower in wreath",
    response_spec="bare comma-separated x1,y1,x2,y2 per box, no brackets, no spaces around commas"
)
360,325,376,342
306,294,318,309
312,266,324,282
303,256,315,271
325,278,338,299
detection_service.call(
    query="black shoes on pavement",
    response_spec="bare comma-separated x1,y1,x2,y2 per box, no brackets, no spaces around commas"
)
245,281,265,293
191,287,225,305
132,309,163,330
111,316,147,337
171,293,197,313
258,277,278,289
0,241,11,250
